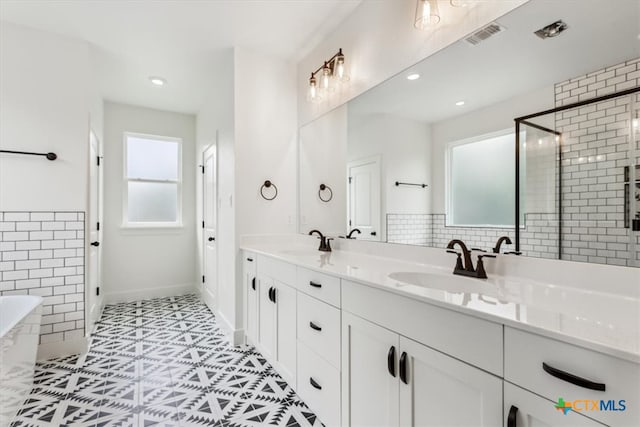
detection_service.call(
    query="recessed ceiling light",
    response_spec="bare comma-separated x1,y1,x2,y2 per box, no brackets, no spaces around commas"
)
455,101,465,106
149,76,166,86
407,73,420,81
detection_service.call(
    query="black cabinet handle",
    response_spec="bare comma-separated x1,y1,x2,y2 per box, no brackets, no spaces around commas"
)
309,281,322,288
271,287,277,304
208,237,215,241
251,277,256,291
247,257,253,262
309,377,322,390
309,321,322,331
399,352,408,384
542,362,605,391
91,241,100,247
370,231,377,236
268,287,274,302
507,405,518,427
387,346,396,377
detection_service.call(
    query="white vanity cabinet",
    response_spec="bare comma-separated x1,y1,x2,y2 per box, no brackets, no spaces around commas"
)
504,383,606,427
255,256,297,386
243,252,258,345
341,311,502,427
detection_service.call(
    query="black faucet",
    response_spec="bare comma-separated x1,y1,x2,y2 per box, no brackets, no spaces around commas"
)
446,239,495,279
493,236,512,253
309,230,333,252
346,228,361,239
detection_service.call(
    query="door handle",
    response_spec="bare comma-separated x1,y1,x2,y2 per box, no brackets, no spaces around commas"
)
387,346,396,377
507,405,518,427
399,351,408,384
251,277,256,291
91,241,100,247
208,237,215,242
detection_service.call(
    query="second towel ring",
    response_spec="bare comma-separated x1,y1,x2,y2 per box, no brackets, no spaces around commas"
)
260,180,278,201
318,184,333,202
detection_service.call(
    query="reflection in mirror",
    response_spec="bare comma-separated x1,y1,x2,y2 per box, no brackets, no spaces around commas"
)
298,0,639,266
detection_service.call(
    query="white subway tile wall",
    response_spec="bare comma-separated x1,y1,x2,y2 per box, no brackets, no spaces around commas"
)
0,211,85,344
555,58,639,266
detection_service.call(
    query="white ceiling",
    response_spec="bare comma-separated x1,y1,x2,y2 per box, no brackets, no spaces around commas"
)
349,0,640,124
0,0,362,114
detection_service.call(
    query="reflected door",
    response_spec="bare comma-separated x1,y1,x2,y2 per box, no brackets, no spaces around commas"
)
203,145,218,309
88,130,102,332
348,157,381,241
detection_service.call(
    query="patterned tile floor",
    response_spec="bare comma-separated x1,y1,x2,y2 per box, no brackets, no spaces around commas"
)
11,294,322,427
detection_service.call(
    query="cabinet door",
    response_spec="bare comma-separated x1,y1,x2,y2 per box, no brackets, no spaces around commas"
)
274,281,297,385
342,312,399,427
399,336,502,427
257,276,276,361
245,266,258,345
504,383,605,427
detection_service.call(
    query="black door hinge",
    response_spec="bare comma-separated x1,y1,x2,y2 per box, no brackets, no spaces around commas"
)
202,221,205,229
348,176,352,184
200,165,205,174
97,221,100,231
202,275,205,283
96,287,100,296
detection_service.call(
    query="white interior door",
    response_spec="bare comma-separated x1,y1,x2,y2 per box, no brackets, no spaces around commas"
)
203,144,218,309
88,130,103,332
348,156,381,241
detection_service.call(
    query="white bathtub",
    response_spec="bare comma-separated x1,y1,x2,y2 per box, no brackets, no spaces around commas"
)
0,295,43,426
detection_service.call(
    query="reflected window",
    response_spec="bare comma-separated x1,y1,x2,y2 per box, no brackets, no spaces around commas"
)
447,130,524,227
124,133,181,226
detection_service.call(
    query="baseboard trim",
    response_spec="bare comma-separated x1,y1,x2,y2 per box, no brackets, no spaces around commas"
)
37,336,88,361
215,310,244,346
103,283,197,304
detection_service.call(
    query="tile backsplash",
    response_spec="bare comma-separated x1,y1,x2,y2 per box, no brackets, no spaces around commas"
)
0,211,85,344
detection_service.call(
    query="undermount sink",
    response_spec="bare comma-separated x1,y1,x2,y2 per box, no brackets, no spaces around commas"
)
388,271,480,293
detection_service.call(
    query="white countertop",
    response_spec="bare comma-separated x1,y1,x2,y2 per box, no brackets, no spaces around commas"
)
240,242,640,364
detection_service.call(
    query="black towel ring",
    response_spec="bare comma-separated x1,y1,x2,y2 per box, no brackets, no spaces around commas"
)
260,180,278,201
318,184,333,202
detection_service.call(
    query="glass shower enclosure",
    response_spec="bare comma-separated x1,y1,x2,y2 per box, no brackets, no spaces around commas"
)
515,87,640,267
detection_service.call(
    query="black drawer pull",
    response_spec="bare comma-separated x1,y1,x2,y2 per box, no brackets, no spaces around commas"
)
399,351,408,384
251,277,256,291
507,405,518,427
309,377,322,390
387,346,396,377
247,257,253,262
542,362,606,391
309,322,322,332
271,287,277,304
309,281,322,288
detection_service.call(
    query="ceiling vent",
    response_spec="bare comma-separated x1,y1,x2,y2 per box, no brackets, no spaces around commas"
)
464,22,506,46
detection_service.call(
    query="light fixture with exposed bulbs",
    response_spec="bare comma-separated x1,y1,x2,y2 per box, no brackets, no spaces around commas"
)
307,48,349,103
414,0,440,30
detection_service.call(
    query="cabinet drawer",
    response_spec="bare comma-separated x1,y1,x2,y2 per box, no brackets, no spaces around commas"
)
296,267,341,307
297,292,341,368
297,342,340,427
257,255,296,286
505,327,639,427
243,251,257,276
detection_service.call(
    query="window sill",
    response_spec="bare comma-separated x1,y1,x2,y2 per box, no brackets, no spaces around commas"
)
120,223,184,234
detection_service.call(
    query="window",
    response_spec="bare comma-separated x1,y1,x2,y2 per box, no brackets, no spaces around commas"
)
447,130,524,227
123,133,182,227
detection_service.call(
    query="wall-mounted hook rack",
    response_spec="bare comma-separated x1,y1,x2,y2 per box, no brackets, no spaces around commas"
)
0,149,57,161
395,181,427,188
318,183,333,202
260,180,278,201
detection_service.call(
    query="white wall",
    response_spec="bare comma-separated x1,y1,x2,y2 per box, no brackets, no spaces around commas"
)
297,0,527,125
102,102,197,301
430,85,555,213
0,22,91,212
299,105,348,235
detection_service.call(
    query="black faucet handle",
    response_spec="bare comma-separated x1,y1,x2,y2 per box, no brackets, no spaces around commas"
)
471,248,487,252
504,251,522,255
478,254,496,260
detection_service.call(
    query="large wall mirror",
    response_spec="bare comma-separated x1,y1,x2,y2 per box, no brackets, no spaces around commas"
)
299,0,640,267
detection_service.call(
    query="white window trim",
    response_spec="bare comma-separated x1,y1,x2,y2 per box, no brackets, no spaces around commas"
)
445,127,517,228
122,132,183,229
